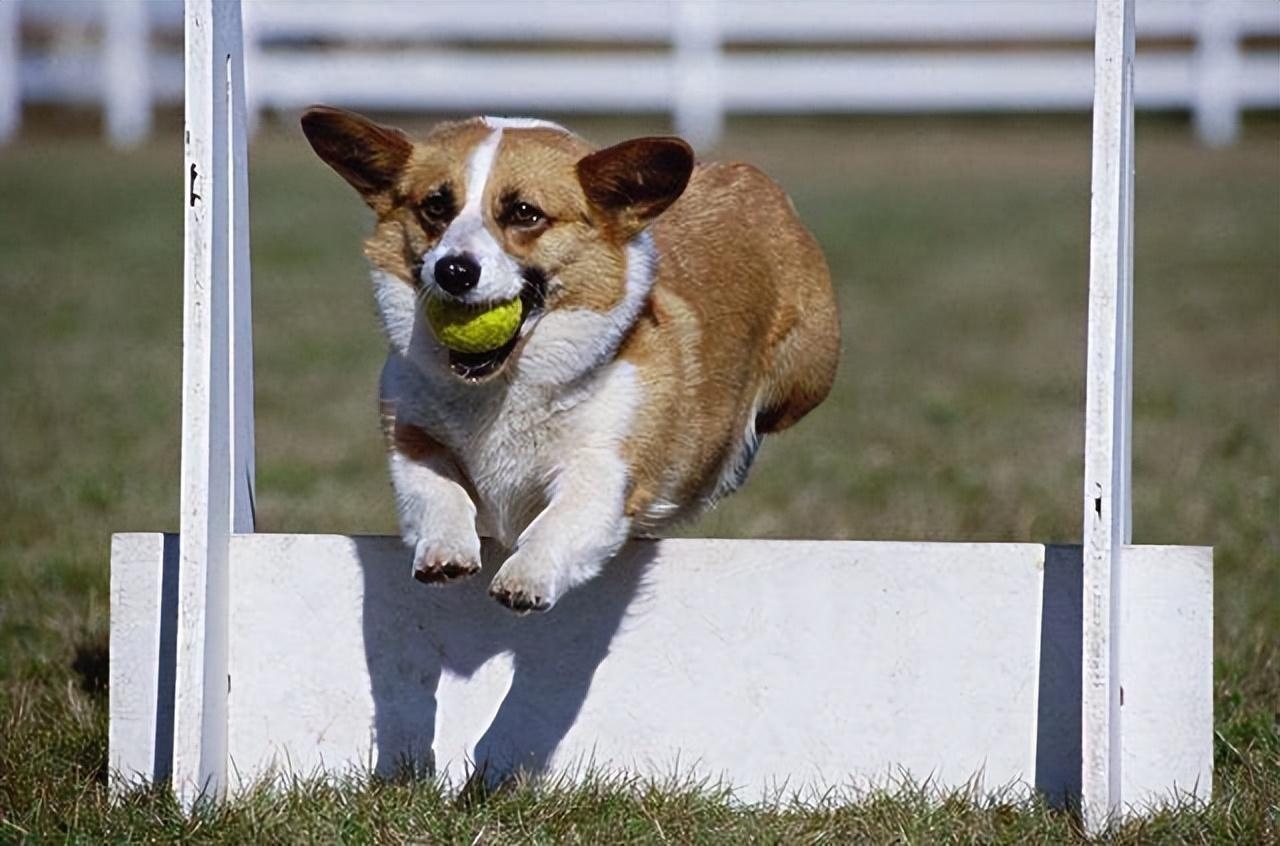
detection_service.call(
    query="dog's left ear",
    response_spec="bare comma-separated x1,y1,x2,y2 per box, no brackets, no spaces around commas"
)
577,137,694,238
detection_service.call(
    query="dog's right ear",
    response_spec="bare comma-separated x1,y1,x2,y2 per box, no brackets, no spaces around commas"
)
301,106,412,203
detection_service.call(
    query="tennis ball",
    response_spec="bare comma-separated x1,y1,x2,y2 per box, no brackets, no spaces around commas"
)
425,296,524,354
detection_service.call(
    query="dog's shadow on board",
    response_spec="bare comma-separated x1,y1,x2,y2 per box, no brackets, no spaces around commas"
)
356,537,653,790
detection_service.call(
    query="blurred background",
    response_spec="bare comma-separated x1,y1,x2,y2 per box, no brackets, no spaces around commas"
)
5,0,1280,148
0,0,1276,816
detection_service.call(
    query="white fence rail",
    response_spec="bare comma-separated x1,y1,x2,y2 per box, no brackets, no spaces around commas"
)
5,0,1280,148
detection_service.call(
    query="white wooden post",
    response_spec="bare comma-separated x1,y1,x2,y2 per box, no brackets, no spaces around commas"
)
104,0,151,148
1193,0,1243,147
0,0,18,144
239,0,264,137
1082,0,1135,832
229,1,256,534
673,0,723,149
174,0,255,807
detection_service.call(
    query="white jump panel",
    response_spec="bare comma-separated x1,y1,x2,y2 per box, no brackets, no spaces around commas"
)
1119,545,1213,806
109,535,1211,805
224,536,1045,798
109,532,176,788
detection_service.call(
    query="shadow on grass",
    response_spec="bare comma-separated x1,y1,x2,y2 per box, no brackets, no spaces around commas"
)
72,635,110,699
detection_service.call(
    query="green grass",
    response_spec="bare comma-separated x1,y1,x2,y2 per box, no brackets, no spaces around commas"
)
1,114,1277,842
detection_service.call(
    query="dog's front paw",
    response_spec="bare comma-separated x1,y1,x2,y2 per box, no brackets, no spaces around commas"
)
410,531,481,585
489,551,558,614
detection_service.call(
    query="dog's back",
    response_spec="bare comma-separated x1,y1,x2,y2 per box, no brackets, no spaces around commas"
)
620,162,840,528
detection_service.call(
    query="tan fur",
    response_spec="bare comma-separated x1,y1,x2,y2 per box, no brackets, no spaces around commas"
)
615,163,839,525
485,132,633,315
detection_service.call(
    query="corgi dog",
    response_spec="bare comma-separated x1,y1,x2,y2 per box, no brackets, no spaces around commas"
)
301,107,840,613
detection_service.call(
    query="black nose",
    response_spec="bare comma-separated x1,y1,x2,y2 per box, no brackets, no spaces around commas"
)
434,253,480,295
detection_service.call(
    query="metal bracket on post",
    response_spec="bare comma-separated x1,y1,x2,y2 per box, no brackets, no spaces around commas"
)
1082,0,1135,833
173,0,255,809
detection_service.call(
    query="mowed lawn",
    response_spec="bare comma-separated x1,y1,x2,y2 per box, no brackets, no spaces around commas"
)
1,115,1276,842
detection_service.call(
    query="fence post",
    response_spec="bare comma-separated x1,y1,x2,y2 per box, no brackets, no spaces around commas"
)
1082,0,1135,832
240,0,263,137
174,0,255,808
0,0,18,144
1193,0,1243,147
103,0,151,148
673,0,723,149
229,0,257,535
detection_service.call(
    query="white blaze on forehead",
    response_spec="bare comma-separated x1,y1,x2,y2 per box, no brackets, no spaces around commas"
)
463,127,503,211
422,126,525,303
481,116,567,132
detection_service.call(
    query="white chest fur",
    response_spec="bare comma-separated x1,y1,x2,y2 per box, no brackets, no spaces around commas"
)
382,352,640,548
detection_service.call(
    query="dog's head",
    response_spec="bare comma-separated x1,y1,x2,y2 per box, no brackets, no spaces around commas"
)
301,107,693,385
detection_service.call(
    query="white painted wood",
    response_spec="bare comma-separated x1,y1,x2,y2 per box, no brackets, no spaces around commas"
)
19,53,185,106
0,0,18,144
1032,545,1214,808
1193,1,1245,146
175,0,230,803
226,536,1046,798
238,0,1278,44
228,3,256,535
723,0,1277,41
103,0,150,148
240,48,1280,119
110,537,1212,803
246,0,677,41
239,1,263,139
85,47,1273,114
1082,0,1136,832
672,0,722,150
175,0,253,808
15,0,1280,146
1120,545,1213,808
250,52,676,113
109,533,171,788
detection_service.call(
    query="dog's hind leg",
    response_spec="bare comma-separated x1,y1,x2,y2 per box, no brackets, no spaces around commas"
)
755,275,840,435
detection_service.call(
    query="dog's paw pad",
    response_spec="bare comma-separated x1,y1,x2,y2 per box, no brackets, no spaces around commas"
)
413,559,480,584
488,583,553,614
412,543,481,585
489,551,558,613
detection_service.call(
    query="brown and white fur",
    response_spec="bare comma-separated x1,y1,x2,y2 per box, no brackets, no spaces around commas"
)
301,107,840,613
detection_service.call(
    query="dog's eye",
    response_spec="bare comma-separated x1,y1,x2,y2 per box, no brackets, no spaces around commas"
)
507,201,545,227
418,189,454,224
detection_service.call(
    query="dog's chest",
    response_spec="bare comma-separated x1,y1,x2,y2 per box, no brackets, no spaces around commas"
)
410,370,622,546
459,386,573,544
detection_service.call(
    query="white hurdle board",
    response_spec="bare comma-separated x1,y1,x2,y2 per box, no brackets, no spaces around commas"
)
109,0,1211,832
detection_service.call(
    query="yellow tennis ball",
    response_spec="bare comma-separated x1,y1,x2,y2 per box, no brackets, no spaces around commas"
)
425,296,524,354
